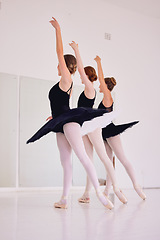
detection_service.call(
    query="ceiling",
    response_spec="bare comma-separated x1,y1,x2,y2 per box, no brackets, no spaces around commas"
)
103,0,160,19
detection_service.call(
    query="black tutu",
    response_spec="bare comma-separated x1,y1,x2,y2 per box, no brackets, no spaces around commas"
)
27,107,117,144
102,121,139,141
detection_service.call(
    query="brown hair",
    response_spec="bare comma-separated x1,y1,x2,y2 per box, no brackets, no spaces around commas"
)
84,66,97,82
104,77,116,91
64,54,77,74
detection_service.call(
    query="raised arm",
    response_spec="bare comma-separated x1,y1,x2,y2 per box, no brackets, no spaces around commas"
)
49,17,72,86
94,56,113,107
69,41,95,98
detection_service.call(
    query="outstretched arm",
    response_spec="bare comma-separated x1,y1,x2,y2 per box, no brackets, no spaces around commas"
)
49,17,72,86
94,56,113,107
70,41,95,98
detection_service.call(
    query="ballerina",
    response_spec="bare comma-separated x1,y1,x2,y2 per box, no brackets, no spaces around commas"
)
94,55,146,200
27,17,117,209
69,41,127,204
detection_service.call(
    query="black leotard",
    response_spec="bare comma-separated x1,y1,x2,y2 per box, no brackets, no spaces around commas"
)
27,82,113,143
49,82,72,117
98,101,113,113
77,91,95,108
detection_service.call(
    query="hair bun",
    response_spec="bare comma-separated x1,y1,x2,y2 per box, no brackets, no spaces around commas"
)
90,74,97,81
111,77,116,86
64,54,77,74
84,66,97,82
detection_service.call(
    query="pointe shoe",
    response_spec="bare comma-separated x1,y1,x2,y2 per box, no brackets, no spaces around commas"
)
78,197,90,203
113,187,128,204
54,196,68,209
96,191,114,210
54,202,67,209
134,185,146,200
98,178,106,186
103,189,110,198
103,191,108,198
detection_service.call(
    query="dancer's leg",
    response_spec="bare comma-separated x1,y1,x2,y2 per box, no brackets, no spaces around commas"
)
63,122,113,209
107,135,146,200
79,135,93,203
104,141,113,162
88,128,127,203
103,141,114,196
54,132,72,208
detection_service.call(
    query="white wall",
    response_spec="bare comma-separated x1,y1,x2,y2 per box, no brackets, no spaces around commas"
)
0,0,160,188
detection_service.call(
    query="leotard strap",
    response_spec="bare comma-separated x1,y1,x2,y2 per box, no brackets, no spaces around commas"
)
66,82,73,96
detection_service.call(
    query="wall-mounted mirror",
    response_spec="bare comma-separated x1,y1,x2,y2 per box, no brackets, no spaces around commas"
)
0,73,18,187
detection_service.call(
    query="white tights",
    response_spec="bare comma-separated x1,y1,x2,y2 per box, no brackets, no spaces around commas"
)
82,128,120,197
82,135,94,196
63,123,100,190
56,122,111,207
56,132,72,198
87,128,119,187
82,132,144,200
104,135,138,195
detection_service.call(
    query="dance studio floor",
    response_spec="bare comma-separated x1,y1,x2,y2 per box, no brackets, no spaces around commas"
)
0,188,159,240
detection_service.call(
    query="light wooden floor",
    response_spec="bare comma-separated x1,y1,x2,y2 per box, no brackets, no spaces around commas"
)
0,188,159,240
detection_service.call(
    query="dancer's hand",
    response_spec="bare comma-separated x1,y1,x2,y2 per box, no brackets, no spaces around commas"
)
49,17,60,30
46,116,53,121
69,41,78,51
94,55,101,62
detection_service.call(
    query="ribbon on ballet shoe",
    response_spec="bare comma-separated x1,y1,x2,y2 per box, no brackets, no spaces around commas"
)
103,191,109,198
103,188,110,198
113,186,128,204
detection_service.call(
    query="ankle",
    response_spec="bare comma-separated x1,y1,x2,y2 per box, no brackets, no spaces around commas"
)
113,185,119,192
60,196,68,204
83,191,90,198
133,183,141,189
61,195,67,200
104,187,110,197
96,188,101,195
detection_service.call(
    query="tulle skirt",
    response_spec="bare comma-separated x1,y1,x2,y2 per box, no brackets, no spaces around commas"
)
27,107,117,144
102,121,139,141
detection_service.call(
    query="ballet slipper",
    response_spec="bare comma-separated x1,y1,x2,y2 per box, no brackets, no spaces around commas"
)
54,196,68,209
98,178,106,186
78,197,90,203
96,190,114,210
113,186,128,204
134,184,146,200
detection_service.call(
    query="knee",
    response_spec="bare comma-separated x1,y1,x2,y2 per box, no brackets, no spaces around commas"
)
79,156,91,168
